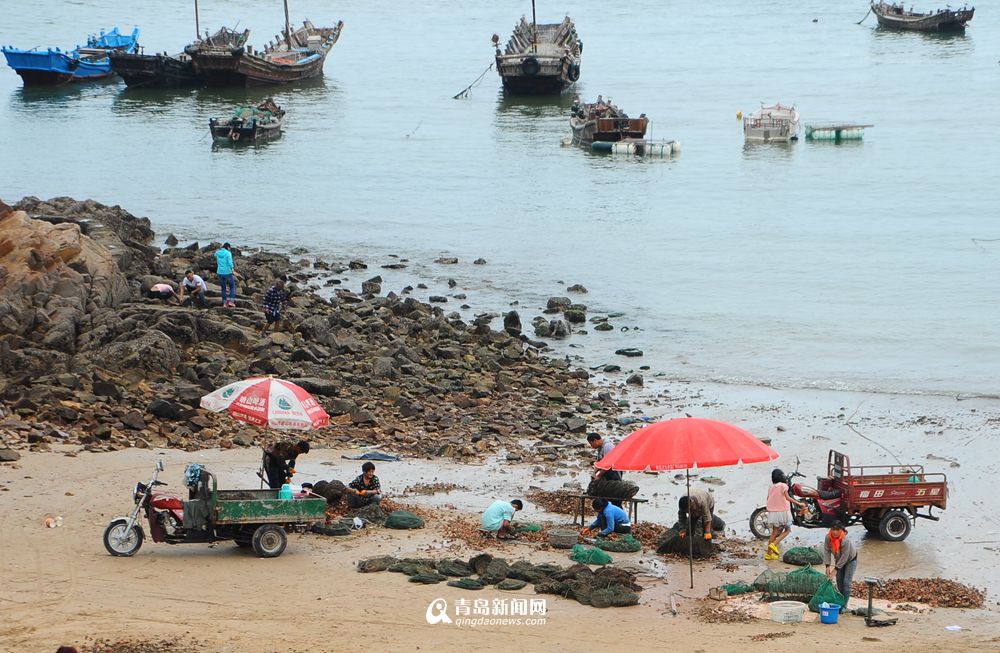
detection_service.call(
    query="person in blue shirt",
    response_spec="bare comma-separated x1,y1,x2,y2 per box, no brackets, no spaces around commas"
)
585,498,632,537
215,242,237,308
480,499,523,539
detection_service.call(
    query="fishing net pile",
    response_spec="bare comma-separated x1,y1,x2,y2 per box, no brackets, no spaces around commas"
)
655,521,717,558
356,553,643,608
595,534,642,553
753,564,828,602
585,479,639,500
782,546,822,566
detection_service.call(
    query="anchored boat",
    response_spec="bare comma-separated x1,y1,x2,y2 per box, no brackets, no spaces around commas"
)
111,28,248,88
742,103,800,142
569,97,648,146
188,11,343,87
2,27,140,85
209,98,286,143
493,1,581,95
871,2,974,31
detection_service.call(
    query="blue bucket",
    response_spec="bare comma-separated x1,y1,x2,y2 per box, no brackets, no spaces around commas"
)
819,602,841,624
278,483,293,499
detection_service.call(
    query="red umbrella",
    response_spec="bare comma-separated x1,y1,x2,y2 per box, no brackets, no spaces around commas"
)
596,417,779,587
200,377,330,431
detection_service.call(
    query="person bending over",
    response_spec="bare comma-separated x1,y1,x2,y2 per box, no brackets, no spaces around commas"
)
583,498,632,537
480,499,523,540
262,439,309,489
678,487,717,541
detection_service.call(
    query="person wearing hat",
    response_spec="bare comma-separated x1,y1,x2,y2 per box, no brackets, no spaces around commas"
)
823,520,858,612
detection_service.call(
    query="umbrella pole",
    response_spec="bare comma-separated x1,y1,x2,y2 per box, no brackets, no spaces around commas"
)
687,469,693,589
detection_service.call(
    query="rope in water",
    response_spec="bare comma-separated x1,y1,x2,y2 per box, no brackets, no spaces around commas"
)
453,62,494,100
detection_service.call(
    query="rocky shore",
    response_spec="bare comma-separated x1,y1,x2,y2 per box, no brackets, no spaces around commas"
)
0,197,629,464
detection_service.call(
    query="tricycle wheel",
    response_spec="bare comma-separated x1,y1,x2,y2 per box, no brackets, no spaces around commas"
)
862,511,880,533
252,524,287,558
749,507,770,539
878,510,912,541
104,519,144,557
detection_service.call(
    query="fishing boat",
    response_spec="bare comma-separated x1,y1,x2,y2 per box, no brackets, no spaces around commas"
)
569,97,648,146
870,2,974,31
742,103,800,142
209,98,285,143
187,0,343,88
1,27,140,86
110,28,248,88
493,1,582,95
805,123,874,141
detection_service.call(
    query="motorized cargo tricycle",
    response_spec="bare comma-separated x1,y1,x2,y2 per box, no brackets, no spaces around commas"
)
103,461,326,558
749,450,947,541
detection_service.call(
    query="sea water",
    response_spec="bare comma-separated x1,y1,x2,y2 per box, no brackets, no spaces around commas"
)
1,0,999,396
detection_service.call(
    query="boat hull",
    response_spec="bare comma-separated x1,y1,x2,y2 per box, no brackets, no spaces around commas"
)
110,52,199,88
495,17,581,95
872,3,974,31
2,49,114,86
189,20,342,87
570,117,648,146
193,49,326,86
209,119,283,143
500,72,573,95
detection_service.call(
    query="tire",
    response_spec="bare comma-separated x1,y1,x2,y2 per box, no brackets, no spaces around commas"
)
749,507,770,539
251,524,287,558
103,519,144,557
862,510,880,533
521,57,540,76
878,510,912,542
567,64,580,82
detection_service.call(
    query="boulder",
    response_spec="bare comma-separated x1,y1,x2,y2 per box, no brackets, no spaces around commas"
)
546,296,571,310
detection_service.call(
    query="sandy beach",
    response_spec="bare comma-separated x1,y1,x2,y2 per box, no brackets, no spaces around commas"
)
3,379,999,652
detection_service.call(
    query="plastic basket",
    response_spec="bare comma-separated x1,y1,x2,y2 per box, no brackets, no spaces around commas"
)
770,600,807,624
819,602,841,624
548,528,579,549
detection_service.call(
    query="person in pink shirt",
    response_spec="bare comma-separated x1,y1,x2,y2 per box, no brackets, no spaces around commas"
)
765,468,806,560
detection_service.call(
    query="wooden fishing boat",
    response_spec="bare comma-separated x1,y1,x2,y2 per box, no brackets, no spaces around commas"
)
110,27,248,88
209,98,285,143
569,97,647,146
188,19,343,86
871,2,974,31
742,103,800,142
1,27,140,86
493,1,581,95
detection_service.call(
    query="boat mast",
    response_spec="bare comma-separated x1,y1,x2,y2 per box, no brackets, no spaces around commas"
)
531,0,538,53
283,0,292,47
194,0,200,40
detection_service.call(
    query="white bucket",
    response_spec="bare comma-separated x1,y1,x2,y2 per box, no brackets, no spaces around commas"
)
769,600,807,623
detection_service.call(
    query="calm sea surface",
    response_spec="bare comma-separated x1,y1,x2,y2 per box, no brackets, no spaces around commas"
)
2,1,999,396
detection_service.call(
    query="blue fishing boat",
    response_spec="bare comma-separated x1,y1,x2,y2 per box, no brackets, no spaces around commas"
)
1,27,140,86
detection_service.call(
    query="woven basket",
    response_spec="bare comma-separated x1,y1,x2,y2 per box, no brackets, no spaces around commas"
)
548,528,579,549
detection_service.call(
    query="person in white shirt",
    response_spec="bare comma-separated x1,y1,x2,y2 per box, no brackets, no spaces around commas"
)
179,270,209,308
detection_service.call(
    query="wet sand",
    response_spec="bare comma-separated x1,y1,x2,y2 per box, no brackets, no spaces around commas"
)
2,378,999,653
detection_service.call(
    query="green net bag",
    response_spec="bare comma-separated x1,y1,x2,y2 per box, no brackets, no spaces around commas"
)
809,579,846,613
783,546,823,566
570,544,613,566
721,581,753,596
517,522,542,533
384,510,425,529
595,534,642,553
